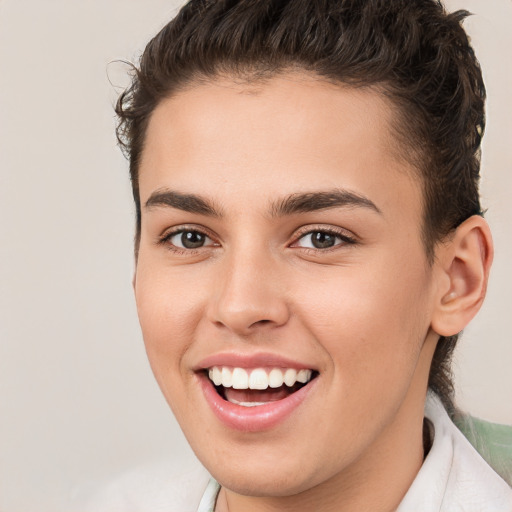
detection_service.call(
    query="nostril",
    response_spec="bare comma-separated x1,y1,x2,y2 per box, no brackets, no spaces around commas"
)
247,319,276,330
252,319,271,326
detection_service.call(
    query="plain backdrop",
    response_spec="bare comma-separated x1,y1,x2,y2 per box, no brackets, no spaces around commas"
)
0,1,510,511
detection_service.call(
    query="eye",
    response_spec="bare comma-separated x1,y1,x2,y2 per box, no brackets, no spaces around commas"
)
294,229,355,250
166,229,215,250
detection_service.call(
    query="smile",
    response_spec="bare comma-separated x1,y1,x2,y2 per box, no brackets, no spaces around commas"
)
198,360,318,431
209,366,313,394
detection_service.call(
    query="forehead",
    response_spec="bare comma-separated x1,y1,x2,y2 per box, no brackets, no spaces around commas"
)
144,73,395,166
139,73,422,222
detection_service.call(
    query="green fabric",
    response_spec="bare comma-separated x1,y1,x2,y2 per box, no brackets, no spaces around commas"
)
455,414,512,485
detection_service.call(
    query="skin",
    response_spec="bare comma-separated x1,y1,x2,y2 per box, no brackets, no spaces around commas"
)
133,73,492,512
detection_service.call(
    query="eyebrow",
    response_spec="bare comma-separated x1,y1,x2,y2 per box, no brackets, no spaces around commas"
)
270,189,382,217
145,189,223,217
144,188,381,218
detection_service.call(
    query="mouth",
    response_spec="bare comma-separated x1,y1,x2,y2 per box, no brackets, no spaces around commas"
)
206,366,317,407
195,354,319,431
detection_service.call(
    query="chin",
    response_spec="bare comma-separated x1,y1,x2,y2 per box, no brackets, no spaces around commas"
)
194,437,336,498
213,467,316,498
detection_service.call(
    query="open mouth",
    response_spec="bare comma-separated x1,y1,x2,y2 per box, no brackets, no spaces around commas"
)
206,366,318,407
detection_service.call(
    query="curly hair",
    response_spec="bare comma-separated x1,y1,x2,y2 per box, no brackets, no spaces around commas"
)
115,0,486,413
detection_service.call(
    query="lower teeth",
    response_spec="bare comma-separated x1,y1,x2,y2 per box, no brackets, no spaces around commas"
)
214,375,316,407
228,398,266,407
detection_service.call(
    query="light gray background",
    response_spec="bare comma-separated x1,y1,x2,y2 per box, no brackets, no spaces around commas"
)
0,1,510,511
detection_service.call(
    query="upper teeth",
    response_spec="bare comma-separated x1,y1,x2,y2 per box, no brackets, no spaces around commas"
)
207,366,313,390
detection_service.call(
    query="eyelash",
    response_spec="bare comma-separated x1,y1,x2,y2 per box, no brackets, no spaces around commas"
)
291,226,357,252
157,225,357,255
157,225,217,255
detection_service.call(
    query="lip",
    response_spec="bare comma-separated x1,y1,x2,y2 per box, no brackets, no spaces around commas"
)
197,369,318,432
195,351,316,371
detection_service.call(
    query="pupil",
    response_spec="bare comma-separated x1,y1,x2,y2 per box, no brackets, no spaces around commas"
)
181,231,205,249
312,231,335,249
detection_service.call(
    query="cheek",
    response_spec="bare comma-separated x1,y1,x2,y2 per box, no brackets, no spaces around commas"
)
134,263,207,384
296,255,432,384
134,273,212,427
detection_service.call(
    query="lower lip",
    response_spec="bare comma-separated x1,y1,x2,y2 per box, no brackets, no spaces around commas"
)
198,373,316,432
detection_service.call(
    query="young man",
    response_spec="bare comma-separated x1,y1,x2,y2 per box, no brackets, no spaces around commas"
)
106,0,512,510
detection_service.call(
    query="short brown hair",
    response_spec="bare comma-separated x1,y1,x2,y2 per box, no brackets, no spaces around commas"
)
116,0,486,412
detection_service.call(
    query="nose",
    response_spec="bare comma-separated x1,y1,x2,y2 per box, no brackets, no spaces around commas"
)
207,248,290,336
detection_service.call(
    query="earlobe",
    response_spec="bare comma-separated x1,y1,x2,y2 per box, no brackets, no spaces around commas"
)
431,216,493,337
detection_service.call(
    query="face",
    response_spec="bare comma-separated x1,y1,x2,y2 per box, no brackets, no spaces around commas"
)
134,74,440,499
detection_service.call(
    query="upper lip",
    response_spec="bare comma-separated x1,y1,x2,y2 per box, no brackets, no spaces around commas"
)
194,352,317,371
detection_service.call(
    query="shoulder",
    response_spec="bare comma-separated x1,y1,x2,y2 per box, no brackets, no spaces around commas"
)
398,392,512,511
445,419,512,510
420,392,511,510
75,458,211,512
454,412,512,486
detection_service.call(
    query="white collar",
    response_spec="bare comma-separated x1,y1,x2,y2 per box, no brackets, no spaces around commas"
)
197,478,221,512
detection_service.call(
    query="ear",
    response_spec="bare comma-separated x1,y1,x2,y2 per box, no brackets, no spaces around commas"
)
431,216,493,337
